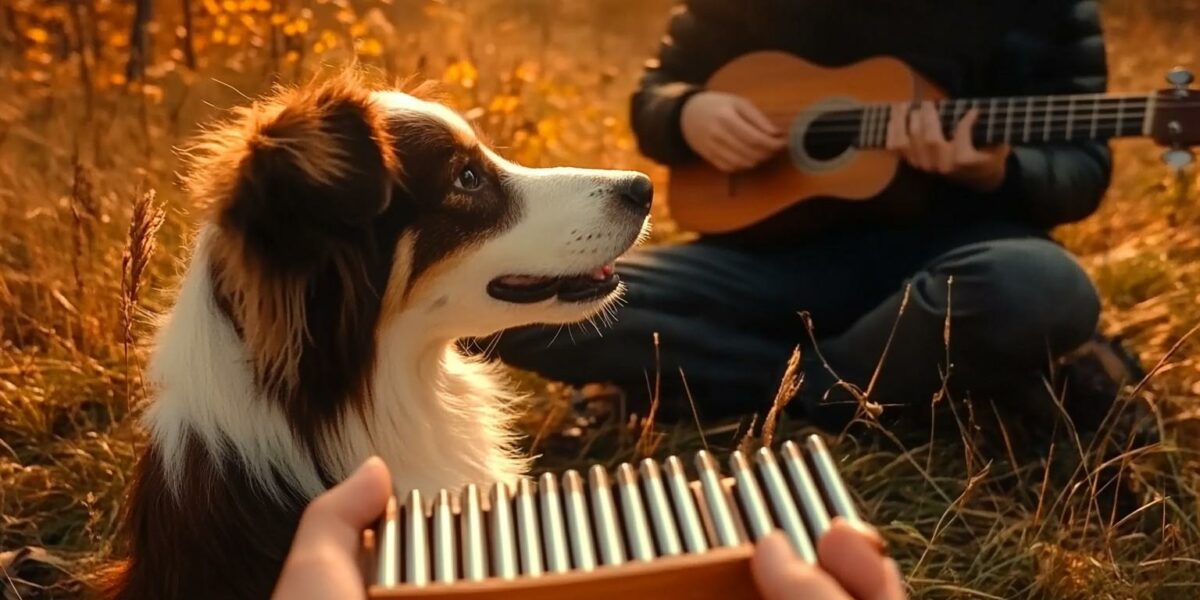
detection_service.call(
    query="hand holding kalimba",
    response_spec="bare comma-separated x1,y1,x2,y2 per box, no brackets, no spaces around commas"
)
352,436,899,599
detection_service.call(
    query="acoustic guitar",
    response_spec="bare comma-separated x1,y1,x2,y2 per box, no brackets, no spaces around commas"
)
666,52,1200,235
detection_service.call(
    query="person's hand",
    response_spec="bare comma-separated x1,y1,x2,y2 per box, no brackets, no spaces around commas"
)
272,457,392,600
681,91,786,173
886,101,1009,192
752,518,906,600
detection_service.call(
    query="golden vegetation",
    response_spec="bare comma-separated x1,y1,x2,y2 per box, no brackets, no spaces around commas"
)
1,0,1199,598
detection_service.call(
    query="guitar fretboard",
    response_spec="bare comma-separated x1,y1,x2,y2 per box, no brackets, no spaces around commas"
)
807,93,1156,150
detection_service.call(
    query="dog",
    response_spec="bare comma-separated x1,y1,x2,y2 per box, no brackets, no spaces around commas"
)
102,73,652,600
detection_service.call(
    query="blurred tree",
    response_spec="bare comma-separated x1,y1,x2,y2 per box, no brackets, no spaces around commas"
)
126,0,152,81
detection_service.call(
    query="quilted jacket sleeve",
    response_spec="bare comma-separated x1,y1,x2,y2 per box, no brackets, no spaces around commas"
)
989,0,1113,226
629,0,756,165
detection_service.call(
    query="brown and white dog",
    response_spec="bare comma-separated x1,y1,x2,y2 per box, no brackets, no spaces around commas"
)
103,74,651,600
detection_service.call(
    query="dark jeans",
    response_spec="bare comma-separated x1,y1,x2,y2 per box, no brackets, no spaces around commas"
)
491,216,1101,428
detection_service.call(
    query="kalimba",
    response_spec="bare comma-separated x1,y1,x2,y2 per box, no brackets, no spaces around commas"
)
364,435,864,599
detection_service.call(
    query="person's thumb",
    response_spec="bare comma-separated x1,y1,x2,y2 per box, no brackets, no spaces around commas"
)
291,456,393,554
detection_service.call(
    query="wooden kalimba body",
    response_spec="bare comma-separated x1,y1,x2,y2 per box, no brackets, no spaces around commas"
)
364,435,864,599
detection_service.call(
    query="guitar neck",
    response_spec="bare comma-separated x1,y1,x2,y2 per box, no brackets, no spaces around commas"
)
849,93,1156,149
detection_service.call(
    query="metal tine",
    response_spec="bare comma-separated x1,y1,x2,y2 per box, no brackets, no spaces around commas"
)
781,440,832,538
489,482,518,580
375,496,400,587
588,465,627,566
754,447,817,564
562,470,598,572
663,456,708,553
514,478,544,577
730,451,775,541
403,490,429,585
615,464,656,561
695,451,741,547
538,472,572,573
431,489,457,583
805,435,861,523
638,459,683,557
461,484,488,581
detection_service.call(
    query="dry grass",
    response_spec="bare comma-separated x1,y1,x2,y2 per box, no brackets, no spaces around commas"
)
2,1,1200,598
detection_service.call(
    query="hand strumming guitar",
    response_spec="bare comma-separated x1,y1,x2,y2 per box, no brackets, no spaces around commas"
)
681,91,786,173
682,92,1009,193
886,101,1011,192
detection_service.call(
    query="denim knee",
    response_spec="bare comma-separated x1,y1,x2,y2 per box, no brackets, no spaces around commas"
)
932,239,1099,359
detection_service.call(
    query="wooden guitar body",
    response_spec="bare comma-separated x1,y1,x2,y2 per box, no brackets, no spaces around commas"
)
667,53,943,234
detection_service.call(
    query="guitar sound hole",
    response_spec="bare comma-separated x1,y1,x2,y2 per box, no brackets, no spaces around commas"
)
802,110,858,162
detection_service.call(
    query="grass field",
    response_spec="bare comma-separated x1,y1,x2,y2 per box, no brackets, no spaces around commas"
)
2,0,1199,598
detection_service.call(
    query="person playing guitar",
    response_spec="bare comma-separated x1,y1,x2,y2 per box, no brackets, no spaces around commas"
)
493,0,1150,431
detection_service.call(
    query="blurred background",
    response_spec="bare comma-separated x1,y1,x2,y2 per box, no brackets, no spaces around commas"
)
1,0,1199,598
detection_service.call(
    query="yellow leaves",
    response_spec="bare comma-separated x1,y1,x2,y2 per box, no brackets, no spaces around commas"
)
211,29,226,44
221,0,237,12
24,27,48,44
488,95,520,114
203,0,221,15
443,59,478,89
23,48,52,65
514,62,538,83
355,38,383,57
336,9,356,25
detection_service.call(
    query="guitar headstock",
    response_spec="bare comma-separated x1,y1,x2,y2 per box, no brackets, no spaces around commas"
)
1150,67,1198,169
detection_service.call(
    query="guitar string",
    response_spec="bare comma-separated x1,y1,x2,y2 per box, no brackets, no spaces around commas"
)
756,102,1200,129
748,93,1166,119
797,114,1153,138
764,107,1155,128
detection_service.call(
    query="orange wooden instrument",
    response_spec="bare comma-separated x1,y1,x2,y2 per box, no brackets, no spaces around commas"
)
363,435,864,600
666,52,1200,235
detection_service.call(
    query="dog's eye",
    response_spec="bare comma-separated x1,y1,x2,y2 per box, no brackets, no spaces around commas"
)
455,165,482,191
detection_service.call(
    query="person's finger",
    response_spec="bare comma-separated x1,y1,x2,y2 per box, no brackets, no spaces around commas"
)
906,108,931,170
753,532,851,600
818,519,904,600
952,108,982,160
712,126,761,163
919,101,946,144
291,457,392,556
886,102,910,151
733,98,784,137
728,117,786,154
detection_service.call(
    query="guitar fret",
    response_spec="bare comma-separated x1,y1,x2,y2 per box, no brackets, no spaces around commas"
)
1004,97,1015,143
1089,96,1100,139
986,98,997,144
857,107,867,148
1066,96,1076,141
1042,96,1052,142
1023,97,1033,143
952,99,966,134
1142,94,1157,137
1115,97,1124,137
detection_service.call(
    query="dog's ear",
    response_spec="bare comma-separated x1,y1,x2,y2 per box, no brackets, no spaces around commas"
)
196,75,398,270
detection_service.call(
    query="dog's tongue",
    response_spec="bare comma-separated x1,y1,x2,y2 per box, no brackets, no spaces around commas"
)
497,275,552,286
591,264,615,280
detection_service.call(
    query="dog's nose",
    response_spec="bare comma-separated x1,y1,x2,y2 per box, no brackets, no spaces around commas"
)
617,174,654,213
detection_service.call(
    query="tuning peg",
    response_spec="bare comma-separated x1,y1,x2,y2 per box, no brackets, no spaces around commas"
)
1166,67,1194,90
1162,148,1195,170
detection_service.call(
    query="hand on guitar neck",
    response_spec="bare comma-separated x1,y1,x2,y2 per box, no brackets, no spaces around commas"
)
681,91,1009,193
885,101,1010,193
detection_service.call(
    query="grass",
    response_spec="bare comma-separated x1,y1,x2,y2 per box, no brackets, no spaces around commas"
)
2,0,1200,598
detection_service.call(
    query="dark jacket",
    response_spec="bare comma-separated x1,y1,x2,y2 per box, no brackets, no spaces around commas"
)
631,0,1112,231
